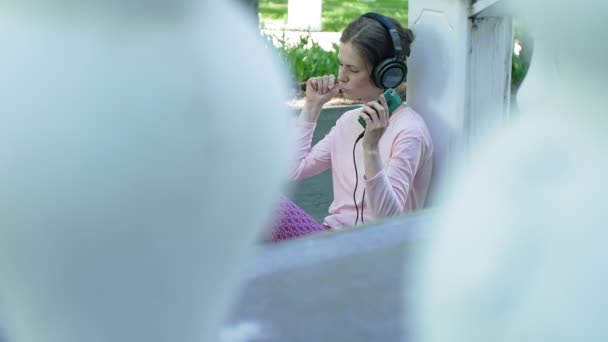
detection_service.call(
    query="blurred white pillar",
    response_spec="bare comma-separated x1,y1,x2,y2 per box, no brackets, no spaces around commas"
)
407,0,471,205
0,1,292,342
287,0,322,31
407,0,513,206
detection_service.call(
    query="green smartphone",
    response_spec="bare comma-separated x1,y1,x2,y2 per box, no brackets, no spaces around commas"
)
358,88,403,128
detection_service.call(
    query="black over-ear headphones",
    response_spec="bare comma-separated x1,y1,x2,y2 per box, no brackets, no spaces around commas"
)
361,12,408,89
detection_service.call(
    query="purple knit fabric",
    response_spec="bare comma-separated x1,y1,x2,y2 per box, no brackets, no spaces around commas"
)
267,196,330,242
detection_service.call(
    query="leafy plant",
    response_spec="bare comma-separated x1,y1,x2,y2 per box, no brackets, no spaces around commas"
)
511,20,533,94
267,32,340,86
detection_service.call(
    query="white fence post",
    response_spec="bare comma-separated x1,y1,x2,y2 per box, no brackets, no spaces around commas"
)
287,0,322,31
407,0,513,206
407,0,472,205
466,15,513,147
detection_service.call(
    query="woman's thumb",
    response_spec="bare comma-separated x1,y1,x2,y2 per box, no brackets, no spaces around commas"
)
329,85,341,96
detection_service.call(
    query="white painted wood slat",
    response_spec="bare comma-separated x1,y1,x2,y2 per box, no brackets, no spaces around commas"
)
465,16,514,148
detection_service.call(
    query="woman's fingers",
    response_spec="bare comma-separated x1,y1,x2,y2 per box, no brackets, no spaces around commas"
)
361,99,391,129
321,75,338,94
380,99,390,124
328,83,341,97
378,95,390,125
366,101,384,121
308,77,318,92
359,109,373,127
308,75,338,96
361,106,379,126
322,75,332,94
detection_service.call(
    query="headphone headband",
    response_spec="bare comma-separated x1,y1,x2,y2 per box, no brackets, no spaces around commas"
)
361,12,404,59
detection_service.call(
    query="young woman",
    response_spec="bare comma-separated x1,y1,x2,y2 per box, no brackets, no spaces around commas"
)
268,13,433,242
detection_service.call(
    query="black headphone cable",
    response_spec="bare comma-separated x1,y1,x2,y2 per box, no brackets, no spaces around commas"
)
353,131,365,226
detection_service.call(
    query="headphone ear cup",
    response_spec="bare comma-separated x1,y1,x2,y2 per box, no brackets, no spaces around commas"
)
374,58,407,89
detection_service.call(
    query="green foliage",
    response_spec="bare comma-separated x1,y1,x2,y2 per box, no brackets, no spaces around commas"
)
511,20,533,93
511,53,528,90
258,0,288,21
268,32,340,85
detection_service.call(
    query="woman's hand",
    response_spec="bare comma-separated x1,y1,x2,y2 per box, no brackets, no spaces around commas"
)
359,94,389,150
305,74,341,108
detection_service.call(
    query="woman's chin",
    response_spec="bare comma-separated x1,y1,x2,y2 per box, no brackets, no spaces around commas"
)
341,91,354,100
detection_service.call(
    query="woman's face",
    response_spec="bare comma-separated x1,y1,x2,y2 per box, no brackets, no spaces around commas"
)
337,42,383,102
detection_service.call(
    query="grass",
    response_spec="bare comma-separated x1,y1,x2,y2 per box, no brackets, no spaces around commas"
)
259,0,408,32
259,0,288,21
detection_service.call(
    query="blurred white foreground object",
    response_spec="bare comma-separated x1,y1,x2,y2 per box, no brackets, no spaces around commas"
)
410,0,608,341
0,1,292,341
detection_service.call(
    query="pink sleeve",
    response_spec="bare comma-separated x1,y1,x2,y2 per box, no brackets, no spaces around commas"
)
363,133,424,217
288,118,334,180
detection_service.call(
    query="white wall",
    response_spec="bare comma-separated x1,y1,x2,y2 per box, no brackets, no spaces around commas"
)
408,0,513,206
407,0,471,206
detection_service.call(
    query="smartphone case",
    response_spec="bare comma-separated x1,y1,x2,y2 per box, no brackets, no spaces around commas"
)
358,88,402,128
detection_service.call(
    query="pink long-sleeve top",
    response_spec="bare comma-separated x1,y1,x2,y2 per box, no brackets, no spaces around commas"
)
289,105,433,229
